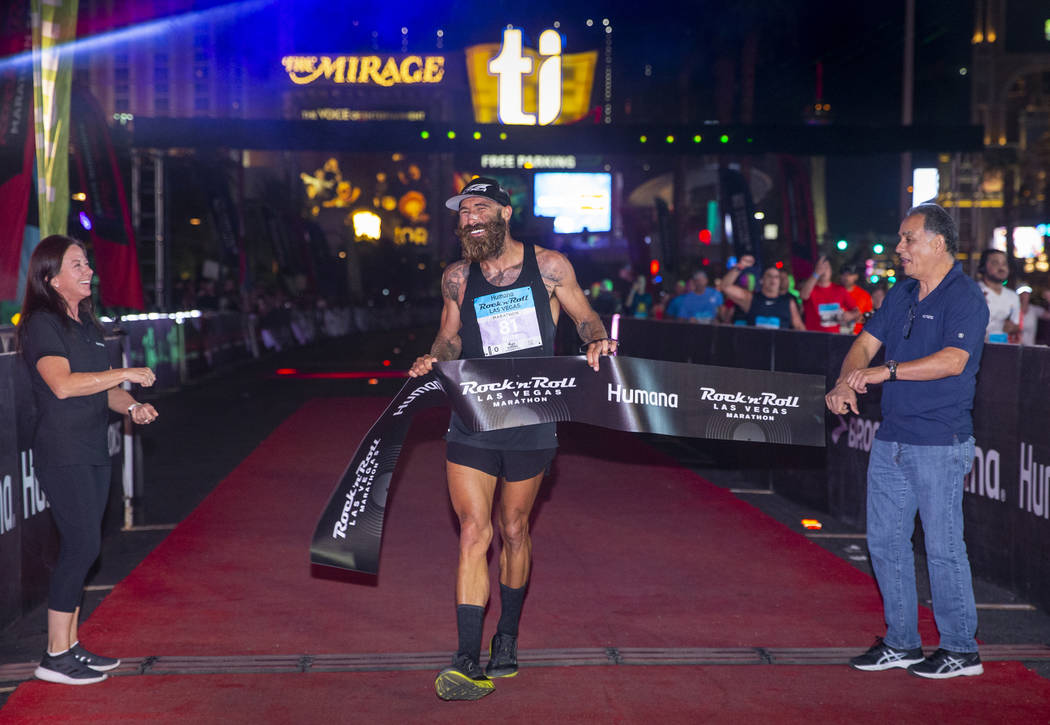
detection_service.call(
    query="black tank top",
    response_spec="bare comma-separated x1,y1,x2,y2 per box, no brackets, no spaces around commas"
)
446,242,558,449
746,292,795,329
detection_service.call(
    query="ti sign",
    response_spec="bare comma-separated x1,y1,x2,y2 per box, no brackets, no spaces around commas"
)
488,29,562,125
466,28,597,126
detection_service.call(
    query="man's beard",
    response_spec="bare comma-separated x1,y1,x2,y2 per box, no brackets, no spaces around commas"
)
456,218,507,262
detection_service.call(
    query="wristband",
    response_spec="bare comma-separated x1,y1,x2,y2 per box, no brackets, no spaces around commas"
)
127,403,142,415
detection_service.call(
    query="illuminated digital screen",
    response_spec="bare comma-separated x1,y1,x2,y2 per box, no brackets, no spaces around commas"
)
533,172,611,234
912,168,939,207
992,226,1046,258
1013,227,1045,258
993,226,1007,252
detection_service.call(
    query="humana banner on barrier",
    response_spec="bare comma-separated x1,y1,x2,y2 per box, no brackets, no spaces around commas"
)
309,355,826,574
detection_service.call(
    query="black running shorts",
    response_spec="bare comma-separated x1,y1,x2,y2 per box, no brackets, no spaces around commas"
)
446,442,556,482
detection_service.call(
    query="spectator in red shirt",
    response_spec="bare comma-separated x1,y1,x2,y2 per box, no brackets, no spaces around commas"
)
799,256,859,333
839,263,873,334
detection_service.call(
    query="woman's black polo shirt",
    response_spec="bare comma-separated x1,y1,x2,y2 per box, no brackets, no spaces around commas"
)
22,310,110,467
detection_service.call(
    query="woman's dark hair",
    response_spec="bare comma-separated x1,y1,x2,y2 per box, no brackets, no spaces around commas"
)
16,235,101,352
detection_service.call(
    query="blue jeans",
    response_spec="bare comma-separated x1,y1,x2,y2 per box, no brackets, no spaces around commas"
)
866,436,978,653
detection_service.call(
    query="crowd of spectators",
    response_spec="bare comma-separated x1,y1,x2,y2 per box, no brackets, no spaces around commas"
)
583,257,859,334
168,276,433,352
116,252,1050,349
583,251,1050,345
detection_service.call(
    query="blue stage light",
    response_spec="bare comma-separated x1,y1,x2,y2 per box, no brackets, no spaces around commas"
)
0,0,271,74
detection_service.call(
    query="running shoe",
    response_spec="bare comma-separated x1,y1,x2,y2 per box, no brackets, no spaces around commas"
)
34,651,108,685
434,653,495,701
71,642,121,672
849,637,925,671
485,632,518,678
908,648,983,679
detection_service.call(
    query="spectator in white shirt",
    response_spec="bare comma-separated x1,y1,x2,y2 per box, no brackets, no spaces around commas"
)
1016,284,1050,346
977,249,1020,343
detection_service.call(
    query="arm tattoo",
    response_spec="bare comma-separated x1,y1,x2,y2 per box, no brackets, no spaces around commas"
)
442,275,460,305
431,335,462,362
442,262,467,307
541,273,558,297
577,317,608,345
539,253,566,298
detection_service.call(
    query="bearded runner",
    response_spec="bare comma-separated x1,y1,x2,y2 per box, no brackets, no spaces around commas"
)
409,176,615,701
313,178,825,703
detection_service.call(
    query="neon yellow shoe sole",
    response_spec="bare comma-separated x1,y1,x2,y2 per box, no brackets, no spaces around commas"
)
434,667,495,701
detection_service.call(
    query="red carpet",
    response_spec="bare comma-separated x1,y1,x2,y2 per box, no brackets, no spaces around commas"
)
6,665,1050,724
4,397,1050,722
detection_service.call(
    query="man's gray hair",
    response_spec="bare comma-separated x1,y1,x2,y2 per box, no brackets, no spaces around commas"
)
906,203,958,256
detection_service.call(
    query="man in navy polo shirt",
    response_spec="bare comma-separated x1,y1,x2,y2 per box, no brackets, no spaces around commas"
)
825,203,988,679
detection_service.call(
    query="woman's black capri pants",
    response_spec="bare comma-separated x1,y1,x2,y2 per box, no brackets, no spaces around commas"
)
35,464,111,612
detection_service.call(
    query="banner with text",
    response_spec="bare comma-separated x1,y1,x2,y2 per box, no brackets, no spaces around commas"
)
0,2,34,301
310,355,826,574
71,86,144,309
438,356,826,446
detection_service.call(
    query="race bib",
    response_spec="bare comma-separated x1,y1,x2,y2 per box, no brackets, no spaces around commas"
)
754,315,781,329
817,302,840,327
474,287,543,356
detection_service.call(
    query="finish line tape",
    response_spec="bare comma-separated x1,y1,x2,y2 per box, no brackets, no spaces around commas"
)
310,355,826,574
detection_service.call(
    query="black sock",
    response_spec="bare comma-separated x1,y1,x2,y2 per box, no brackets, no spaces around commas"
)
496,584,526,637
456,604,485,664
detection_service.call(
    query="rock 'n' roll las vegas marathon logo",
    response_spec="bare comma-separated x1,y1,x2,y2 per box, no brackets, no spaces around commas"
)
331,438,380,540
699,386,801,422
459,376,576,407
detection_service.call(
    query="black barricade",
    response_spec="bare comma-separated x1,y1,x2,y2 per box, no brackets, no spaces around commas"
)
1015,346,1050,605
0,351,59,624
0,353,23,626
103,338,128,537
120,318,182,390
0,336,126,627
823,334,882,526
615,321,1050,614
964,345,1021,599
182,313,253,379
